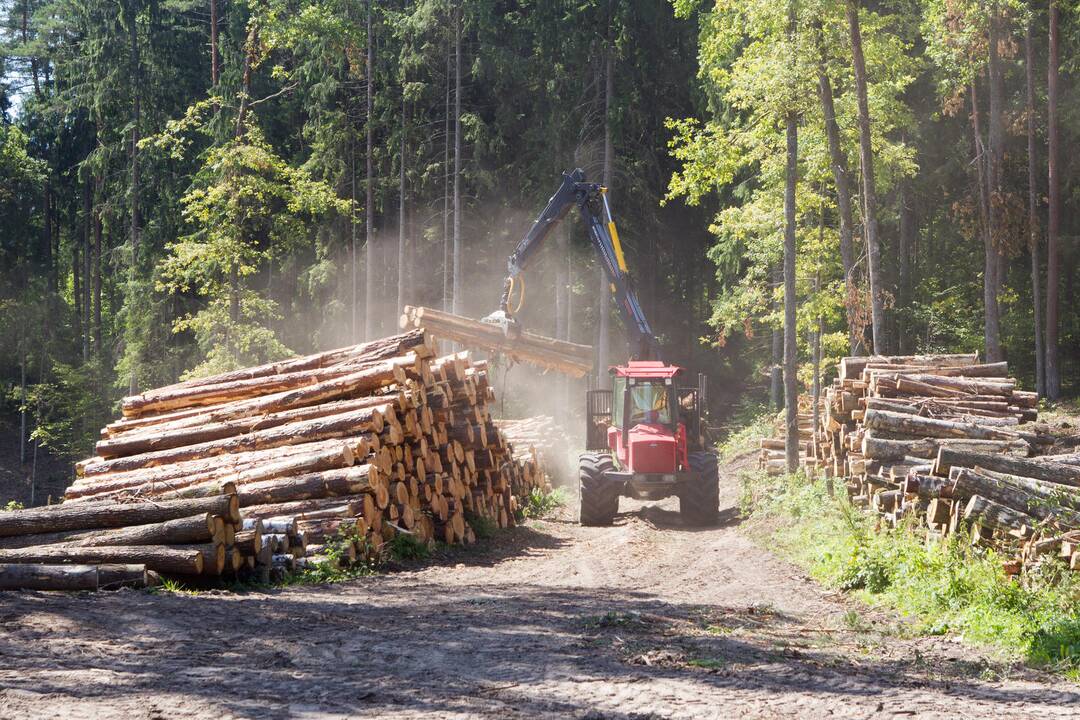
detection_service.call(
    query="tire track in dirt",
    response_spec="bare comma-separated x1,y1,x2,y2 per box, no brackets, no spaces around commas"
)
0,455,1076,719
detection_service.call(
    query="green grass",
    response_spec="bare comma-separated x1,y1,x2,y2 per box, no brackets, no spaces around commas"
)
741,468,1080,671
518,486,568,520
717,409,774,463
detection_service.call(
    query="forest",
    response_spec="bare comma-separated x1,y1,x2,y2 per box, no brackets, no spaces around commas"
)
1,0,1079,479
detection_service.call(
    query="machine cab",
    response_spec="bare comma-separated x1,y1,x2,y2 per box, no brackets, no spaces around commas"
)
604,362,689,474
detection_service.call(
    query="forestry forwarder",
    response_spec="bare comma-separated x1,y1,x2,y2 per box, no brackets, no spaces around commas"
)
480,169,719,526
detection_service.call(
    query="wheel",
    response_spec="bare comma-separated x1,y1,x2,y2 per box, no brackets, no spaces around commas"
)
579,452,619,526
679,451,720,525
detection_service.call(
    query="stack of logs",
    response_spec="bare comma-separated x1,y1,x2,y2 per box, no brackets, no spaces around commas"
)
762,353,1080,574
495,416,573,486
0,329,550,590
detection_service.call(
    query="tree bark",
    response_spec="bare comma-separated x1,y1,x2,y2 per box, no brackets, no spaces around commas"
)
897,182,914,354
364,0,376,341
847,0,886,353
783,10,799,475
0,546,204,576
397,44,408,317
934,447,1080,486
0,494,238,538
952,468,1080,527
84,411,380,477
0,513,217,550
1026,12,1046,396
93,170,103,356
0,564,100,591
237,465,383,507
970,77,1001,363
963,494,1035,532
443,36,452,320
861,435,1029,461
451,3,463,317
985,3,1006,363
1045,0,1062,399
210,0,219,86
815,21,860,354
863,409,1023,441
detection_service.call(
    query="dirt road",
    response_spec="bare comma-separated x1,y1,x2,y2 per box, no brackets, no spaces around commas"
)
1,461,1077,719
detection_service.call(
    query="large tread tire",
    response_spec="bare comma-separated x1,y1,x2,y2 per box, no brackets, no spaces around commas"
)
579,453,619,526
679,451,720,526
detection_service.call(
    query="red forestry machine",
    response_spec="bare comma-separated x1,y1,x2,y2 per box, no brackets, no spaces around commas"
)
481,169,719,526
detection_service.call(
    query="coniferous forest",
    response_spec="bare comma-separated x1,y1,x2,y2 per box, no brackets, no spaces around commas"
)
2,0,1079,471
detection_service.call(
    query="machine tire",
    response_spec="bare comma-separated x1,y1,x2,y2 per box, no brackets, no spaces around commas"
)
579,453,619,526
679,451,720,526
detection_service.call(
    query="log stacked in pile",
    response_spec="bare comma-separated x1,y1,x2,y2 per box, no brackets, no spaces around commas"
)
0,330,550,590
758,398,824,476
495,416,571,486
767,352,1080,574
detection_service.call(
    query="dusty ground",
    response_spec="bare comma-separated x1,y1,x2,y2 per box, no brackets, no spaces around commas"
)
1,458,1078,719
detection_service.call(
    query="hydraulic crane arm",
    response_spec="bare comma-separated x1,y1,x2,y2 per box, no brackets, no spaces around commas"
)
487,168,660,361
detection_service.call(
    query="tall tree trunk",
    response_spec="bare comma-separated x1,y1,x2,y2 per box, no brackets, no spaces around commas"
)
814,21,860,355
597,36,614,389
92,158,103,357
364,0,376,341
846,0,886,353
451,4,463,317
442,39,452,318
19,354,26,465
73,236,83,352
82,165,92,363
43,183,54,296
209,0,218,86
897,182,914,354
350,136,358,341
128,3,142,394
1046,0,1062,398
971,77,997,364
771,274,782,412
783,106,799,474
396,93,407,316
1026,10,1045,396
984,3,1005,362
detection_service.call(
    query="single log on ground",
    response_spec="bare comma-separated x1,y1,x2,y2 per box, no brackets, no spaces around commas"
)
96,564,151,589
0,513,216,550
0,546,204,575
0,495,238,538
933,448,1080,487
0,563,100,591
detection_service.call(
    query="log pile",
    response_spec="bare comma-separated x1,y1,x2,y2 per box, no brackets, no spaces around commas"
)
0,330,551,590
762,352,1080,575
495,415,572,486
400,305,593,377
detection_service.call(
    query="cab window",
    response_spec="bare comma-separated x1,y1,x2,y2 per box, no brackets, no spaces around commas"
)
627,381,670,425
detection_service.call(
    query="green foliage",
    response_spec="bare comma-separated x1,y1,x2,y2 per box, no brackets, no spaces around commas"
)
717,405,774,463
288,526,378,584
743,470,1080,669
386,531,431,563
157,127,349,378
2,500,25,512
518,487,567,520
465,511,498,540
